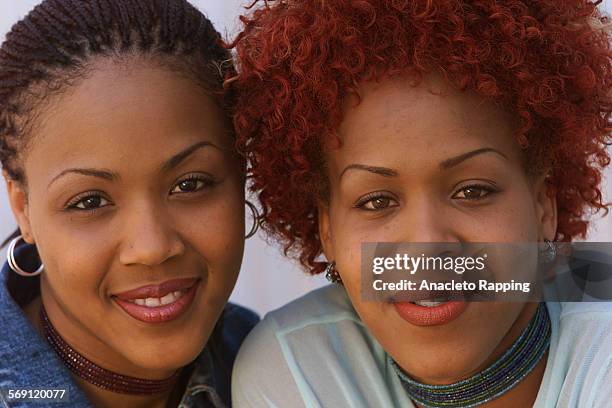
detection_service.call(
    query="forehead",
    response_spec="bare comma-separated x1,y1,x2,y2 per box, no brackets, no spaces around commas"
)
23,59,230,180
332,75,523,170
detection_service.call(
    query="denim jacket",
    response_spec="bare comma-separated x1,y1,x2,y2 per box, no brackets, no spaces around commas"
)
0,245,258,408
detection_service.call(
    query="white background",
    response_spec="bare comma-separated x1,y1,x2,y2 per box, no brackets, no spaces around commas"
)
0,1,610,316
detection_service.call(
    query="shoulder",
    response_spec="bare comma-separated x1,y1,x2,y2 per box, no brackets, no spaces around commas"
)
219,302,260,355
558,301,612,367
241,284,368,352
231,285,389,407
555,301,612,352
233,284,363,373
213,302,259,369
544,301,612,407
206,303,259,404
264,284,362,330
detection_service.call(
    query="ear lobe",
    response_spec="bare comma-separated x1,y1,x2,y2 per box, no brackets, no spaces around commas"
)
534,174,558,241
317,200,335,262
4,175,34,244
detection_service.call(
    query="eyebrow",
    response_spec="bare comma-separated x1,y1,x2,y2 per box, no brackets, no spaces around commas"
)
439,148,508,170
161,141,221,173
338,147,507,181
339,164,399,180
47,141,220,189
48,168,117,189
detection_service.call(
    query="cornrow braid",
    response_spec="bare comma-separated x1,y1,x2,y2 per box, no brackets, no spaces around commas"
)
0,0,234,185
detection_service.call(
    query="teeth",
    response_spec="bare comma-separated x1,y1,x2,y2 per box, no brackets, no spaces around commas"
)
160,292,175,306
128,290,186,308
145,297,160,307
414,300,447,307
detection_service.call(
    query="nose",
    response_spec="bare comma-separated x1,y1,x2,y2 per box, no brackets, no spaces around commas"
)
396,197,463,257
119,201,185,267
402,197,458,243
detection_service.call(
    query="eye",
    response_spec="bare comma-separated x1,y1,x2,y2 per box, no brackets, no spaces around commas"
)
170,174,214,195
67,193,111,211
355,192,399,211
452,184,497,201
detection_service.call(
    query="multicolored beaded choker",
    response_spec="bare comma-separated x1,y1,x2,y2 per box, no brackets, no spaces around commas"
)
390,302,551,408
40,306,180,395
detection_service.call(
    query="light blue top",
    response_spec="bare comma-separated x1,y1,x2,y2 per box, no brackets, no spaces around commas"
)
232,284,612,407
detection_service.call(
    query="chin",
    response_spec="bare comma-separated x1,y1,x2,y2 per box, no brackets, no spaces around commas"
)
121,333,206,373
128,345,201,375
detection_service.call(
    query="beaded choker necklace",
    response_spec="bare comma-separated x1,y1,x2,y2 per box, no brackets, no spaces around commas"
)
390,302,551,408
40,306,180,395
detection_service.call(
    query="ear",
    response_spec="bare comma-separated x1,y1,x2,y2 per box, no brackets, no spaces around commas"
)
3,170,34,244
317,200,335,262
533,173,557,241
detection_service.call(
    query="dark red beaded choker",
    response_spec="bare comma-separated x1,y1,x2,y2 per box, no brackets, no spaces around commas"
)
40,306,181,395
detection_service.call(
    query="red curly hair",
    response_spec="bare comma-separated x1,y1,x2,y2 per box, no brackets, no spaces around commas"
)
230,0,612,274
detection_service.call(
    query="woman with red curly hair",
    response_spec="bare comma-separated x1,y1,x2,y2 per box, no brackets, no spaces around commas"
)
230,0,612,406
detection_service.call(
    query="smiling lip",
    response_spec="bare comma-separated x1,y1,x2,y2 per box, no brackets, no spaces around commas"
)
393,301,468,326
112,278,200,323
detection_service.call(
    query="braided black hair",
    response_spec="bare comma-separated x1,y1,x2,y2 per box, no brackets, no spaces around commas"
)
0,0,234,185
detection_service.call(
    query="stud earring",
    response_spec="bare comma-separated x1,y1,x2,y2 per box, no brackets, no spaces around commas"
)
539,239,557,264
324,261,342,284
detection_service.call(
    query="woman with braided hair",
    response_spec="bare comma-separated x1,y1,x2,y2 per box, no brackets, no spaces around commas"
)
0,1,257,407
230,0,612,407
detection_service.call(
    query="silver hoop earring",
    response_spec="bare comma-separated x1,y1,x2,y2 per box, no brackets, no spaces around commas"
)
539,239,557,264
245,200,260,239
7,235,44,277
325,261,342,284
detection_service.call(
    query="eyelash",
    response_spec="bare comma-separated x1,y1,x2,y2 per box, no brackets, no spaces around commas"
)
64,174,217,214
354,192,398,211
169,174,217,195
353,183,497,212
65,191,111,213
451,183,498,201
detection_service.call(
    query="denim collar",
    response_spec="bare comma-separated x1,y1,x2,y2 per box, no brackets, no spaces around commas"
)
0,246,226,408
178,346,226,408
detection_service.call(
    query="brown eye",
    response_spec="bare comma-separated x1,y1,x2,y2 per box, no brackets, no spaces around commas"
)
357,194,399,211
452,185,495,200
68,194,110,211
80,196,102,209
177,179,201,192
368,197,391,209
170,175,213,195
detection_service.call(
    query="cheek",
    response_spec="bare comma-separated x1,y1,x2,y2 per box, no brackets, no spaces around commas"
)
471,188,539,242
176,187,245,291
329,223,362,277
423,185,542,243
37,243,114,317
28,209,114,300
